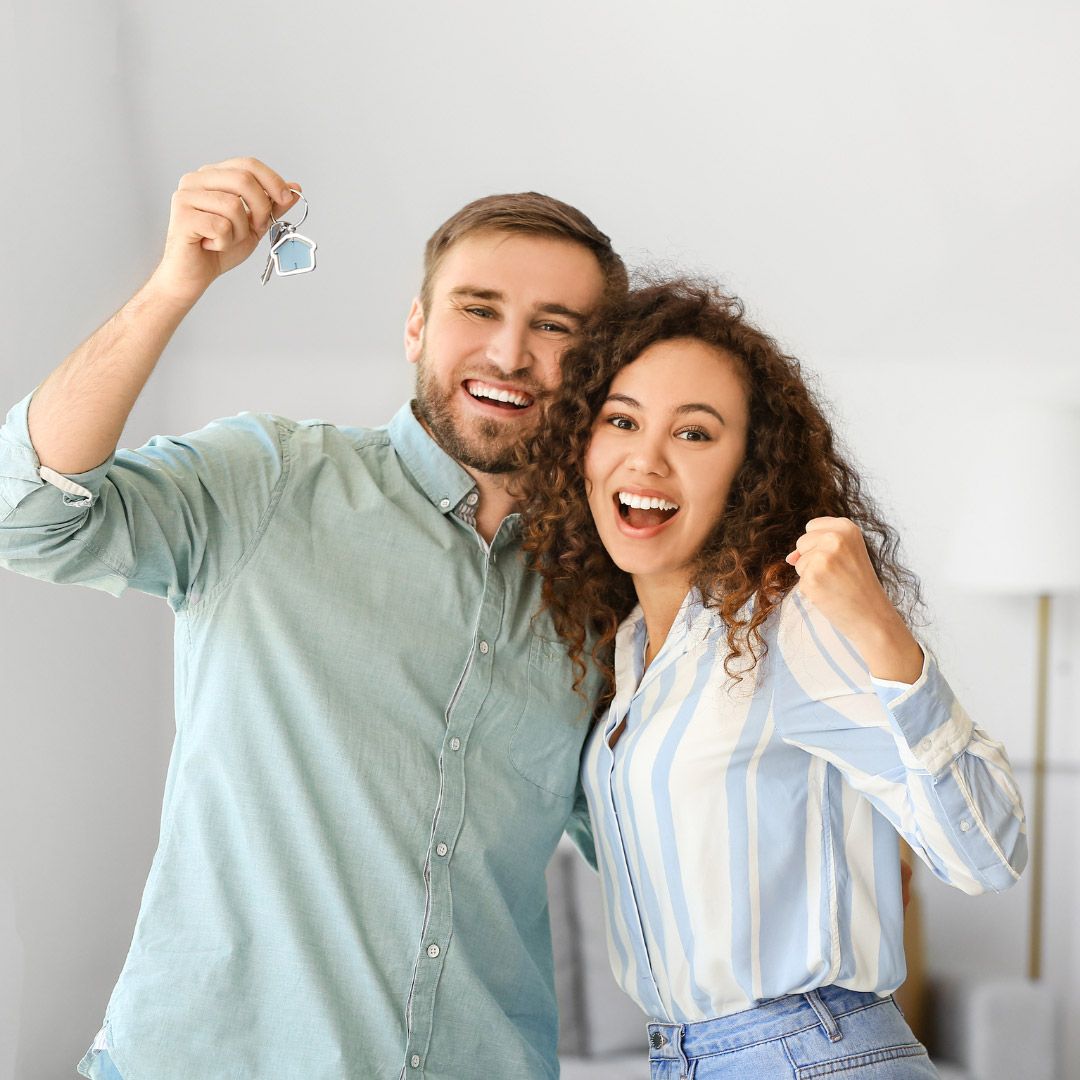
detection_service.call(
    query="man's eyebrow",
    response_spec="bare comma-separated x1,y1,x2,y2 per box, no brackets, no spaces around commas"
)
449,286,503,301
603,393,726,425
447,286,586,322
537,303,587,322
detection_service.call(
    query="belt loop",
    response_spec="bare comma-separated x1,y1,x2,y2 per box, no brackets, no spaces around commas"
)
805,988,843,1043
647,1021,691,1074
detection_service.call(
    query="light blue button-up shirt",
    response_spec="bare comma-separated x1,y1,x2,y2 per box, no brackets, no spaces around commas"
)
582,588,1026,1024
0,393,599,1080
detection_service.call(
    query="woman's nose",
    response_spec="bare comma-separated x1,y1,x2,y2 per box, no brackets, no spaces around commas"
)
626,438,669,477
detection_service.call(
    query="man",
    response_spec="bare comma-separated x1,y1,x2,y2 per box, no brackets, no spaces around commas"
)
0,157,626,1080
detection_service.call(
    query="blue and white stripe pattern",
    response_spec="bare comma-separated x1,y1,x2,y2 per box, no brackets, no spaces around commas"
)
580,588,1027,1024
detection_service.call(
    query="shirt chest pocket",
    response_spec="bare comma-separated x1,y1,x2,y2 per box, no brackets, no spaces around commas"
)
508,634,591,799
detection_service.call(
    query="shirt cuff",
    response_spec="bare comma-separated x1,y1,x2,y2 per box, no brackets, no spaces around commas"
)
872,650,974,775
0,390,114,512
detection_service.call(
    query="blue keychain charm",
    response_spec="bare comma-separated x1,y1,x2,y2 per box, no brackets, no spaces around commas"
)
261,189,317,284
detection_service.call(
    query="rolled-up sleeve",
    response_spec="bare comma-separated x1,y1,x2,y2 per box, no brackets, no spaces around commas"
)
775,590,1027,895
0,390,292,607
0,392,114,516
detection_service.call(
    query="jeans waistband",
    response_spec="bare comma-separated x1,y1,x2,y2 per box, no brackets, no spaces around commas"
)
646,985,889,1061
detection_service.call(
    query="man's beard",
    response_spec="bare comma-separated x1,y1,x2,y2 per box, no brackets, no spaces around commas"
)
414,355,537,475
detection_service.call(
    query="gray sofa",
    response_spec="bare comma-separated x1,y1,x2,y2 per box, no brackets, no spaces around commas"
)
546,839,1058,1080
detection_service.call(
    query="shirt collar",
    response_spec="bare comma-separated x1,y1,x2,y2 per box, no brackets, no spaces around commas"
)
387,401,482,517
618,587,710,648
613,588,718,697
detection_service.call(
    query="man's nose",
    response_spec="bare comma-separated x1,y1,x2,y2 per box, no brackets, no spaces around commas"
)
484,320,532,372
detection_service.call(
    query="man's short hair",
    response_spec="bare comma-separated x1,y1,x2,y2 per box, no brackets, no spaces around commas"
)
420,192,627,311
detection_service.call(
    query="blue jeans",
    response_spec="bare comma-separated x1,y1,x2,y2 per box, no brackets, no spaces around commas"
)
647,986,939,1079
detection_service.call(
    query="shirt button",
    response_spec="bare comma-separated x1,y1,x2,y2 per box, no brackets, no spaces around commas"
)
427,943,441,958
449,737,461,751
436,842,449,857
411,1054,421,1068
921,738,932,751
466,492,478,505
960,820,971,832
439,498,451,509
478,640,489,654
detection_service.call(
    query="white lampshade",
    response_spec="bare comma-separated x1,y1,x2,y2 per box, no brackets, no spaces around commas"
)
944,406,1080,595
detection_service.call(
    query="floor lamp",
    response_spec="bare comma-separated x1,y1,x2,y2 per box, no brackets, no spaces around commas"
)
945,405,1080,981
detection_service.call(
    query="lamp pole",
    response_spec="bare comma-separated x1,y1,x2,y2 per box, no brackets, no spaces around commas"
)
1028,593,1051,981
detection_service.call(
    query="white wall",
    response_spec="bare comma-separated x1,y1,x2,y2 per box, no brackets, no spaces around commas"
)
2,2,1077,1077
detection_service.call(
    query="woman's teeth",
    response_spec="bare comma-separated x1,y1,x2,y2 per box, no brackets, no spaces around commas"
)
618,491,679,512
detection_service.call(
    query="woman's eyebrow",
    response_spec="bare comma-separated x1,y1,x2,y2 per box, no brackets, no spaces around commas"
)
676,402,726,426
603,394,726,426
604,393,641,408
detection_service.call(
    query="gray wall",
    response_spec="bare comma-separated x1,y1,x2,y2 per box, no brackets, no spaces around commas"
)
2,2,1078,1078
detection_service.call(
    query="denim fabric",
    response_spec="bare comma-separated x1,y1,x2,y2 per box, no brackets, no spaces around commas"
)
78,1048,124,1080
647,985,939,1079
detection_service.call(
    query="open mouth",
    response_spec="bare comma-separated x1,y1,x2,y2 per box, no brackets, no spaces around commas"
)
615,490,680,530
464,379,534,411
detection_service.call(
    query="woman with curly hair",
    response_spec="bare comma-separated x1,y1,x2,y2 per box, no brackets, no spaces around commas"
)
519,278,1025,1079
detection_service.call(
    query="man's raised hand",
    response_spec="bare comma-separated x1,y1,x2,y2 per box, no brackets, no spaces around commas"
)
151,157,300,306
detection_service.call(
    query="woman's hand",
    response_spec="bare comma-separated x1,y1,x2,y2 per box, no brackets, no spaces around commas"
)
786,517,923,683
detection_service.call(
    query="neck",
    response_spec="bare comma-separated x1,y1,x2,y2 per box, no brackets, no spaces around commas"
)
411,407,519,544
634,574,693,668
468,468,518,544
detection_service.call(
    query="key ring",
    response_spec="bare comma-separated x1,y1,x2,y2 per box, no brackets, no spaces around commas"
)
271,189,308,229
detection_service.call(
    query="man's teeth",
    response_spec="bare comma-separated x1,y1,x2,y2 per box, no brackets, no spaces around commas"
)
468,384,532,407
618,491,679,512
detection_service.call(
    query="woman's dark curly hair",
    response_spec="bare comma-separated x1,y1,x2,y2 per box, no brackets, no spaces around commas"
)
517,276,922,710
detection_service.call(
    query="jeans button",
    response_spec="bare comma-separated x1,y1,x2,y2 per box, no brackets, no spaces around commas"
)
649,1031,667,1049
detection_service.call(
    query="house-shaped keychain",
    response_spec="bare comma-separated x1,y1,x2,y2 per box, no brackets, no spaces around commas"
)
260,190,319,284
269,229,318,277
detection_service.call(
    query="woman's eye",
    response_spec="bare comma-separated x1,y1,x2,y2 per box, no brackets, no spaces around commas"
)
606,415,635,431
676,427,711,442
537,321,570,334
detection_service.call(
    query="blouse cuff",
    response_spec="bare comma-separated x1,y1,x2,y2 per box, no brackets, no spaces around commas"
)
873,651,974,775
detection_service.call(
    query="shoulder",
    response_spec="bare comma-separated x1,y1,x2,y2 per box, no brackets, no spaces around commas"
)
116,412,294,477
117,413,394,486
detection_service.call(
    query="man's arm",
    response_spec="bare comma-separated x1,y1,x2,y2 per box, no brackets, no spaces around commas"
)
27,157,299,474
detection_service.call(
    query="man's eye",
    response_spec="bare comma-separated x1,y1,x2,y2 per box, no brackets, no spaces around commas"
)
466,306,495,318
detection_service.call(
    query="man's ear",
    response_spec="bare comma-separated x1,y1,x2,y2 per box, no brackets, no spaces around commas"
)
404,298,425,365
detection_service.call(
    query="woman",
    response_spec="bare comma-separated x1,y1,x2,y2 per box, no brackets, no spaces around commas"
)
519,279,1026,1079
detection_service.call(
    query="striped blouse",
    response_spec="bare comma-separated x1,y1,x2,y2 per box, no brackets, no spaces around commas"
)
580,587,1027,1024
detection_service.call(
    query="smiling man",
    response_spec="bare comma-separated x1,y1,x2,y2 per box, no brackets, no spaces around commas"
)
0,157,625,1080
